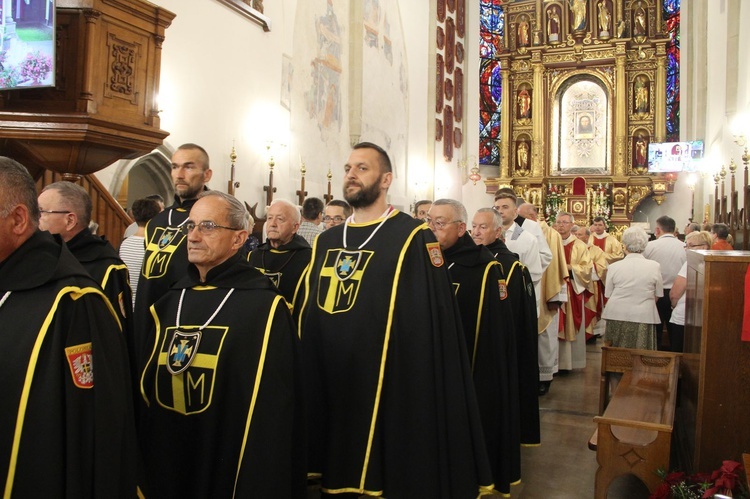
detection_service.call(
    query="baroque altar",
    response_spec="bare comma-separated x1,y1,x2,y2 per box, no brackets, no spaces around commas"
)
483,0,678,236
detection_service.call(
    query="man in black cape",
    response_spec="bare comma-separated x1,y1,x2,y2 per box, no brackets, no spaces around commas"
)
429,199,521,495
138,191,306,498
134,143,212,366
299,143,495,498
248,198,311,316
0,157,137,497
472,207,540,446
38,181,132,333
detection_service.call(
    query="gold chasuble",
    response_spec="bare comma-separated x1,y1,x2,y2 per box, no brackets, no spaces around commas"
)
559,235,593,342
589,233,624,265
538,221,568,334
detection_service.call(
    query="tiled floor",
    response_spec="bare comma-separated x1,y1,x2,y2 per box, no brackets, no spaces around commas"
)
510,339,651,498
307,339,655,498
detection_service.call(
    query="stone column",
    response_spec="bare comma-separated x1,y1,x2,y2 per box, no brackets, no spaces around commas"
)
531,58,545,176
654,41,667,142
614,42,628,176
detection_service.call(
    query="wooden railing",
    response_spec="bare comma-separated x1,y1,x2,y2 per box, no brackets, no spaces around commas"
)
36,171,132,250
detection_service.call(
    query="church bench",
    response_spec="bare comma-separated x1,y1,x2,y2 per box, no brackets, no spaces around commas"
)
588,347,681,499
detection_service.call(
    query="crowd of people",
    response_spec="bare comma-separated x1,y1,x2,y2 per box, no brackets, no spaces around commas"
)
0,143,734,498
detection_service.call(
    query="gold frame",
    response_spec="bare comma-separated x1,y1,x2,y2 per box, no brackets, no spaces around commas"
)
216,0,271,32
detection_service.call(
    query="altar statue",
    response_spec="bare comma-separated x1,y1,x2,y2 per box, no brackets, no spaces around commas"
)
598,1,611,35
569,0,587,32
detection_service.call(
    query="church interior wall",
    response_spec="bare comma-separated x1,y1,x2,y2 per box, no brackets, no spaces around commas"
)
84,0,750,232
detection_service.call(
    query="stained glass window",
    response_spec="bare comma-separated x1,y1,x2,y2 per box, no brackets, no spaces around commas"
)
664,0,680,141
479,1,504,166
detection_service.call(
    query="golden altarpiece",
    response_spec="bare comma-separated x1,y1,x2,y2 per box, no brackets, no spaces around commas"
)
484,0,675,236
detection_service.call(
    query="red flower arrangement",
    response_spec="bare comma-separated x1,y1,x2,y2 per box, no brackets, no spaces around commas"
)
650,461,747,499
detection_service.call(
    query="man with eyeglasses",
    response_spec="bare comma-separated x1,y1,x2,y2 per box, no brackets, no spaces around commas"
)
248,199,311,315
134,143,212,367
137,190,306,498
428,199,520,495
323,199,351,229
38,181,132,337
471,207,540,441
298,142,495,497
555,212,594,372
0,157,138,497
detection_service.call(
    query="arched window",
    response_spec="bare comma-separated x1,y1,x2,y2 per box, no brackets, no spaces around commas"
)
664,0,680,141
479,1,504,166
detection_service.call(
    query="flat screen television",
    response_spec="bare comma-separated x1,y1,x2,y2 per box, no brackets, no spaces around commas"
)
0,0,56,91
647,140,704,173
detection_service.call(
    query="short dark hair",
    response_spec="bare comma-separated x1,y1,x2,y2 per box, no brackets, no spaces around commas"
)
712,223,729,240
302,197,324,220
593,216,607,224
131,198,162,226
327,199,352,218
0,157,39,223
145,194,164,204
494,190,517,206
414,199,432,215
43,181,92,227
353,142,392,173
656,215,676,233
176,143,210,170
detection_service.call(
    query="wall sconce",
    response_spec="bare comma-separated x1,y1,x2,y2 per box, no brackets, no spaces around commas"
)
458,156,482,185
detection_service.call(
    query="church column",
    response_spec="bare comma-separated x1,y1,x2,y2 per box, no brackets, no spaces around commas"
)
654,41,667,142
614,42,628,176
531,58,545,177
500,57,512,179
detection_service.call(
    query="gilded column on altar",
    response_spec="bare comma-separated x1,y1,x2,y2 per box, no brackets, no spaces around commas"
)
500,57,512,179
614,44,628,177
531,60,545,177
654,41,667,142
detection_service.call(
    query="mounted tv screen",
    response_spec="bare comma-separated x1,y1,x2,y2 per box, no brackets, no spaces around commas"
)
0,0,56,91
647,140,704,173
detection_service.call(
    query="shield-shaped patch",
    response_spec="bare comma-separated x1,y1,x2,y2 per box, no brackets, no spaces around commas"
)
335,250,363,281
158,226,182,250
167,329,202,375
264,271,282,288
317,249,374,314
65,342,94,389
498,279,508,300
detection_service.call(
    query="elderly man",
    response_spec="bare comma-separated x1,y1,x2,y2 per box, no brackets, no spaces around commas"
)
0,157,137,497
38,181,132,331
248,199,311,313
472,207,540,447
323,199,352,229
430,200,520,494
299,142,494,497
298,197,325,245
555,212,594,372
643,215,686,351
588,216,624,264
138,191,305,498
135,143,213,365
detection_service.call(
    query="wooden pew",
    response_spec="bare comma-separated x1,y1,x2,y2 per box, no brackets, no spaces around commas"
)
589,347,681,498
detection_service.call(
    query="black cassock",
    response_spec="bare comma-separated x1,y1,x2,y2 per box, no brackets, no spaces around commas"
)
299,210,495,498
488,238,541,446
248,233,311,316
0,231,137,498
445,233,521,495
138,253,306,499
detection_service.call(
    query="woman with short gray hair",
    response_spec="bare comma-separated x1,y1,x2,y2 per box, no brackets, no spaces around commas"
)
601,226,663,349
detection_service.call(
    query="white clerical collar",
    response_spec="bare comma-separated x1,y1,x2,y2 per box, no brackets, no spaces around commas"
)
594,232,608,239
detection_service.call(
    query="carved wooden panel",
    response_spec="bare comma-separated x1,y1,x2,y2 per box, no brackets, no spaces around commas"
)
444,105,454,161
454,127,462,149
437,0,446,22
454,67,463,122
445,17,455,74
447,0,455,14
436,54,444,113
436,118,443,141
105,33,139,104
437,26,445,50
456,41,464,64
444,77,453,101
456,0,465,38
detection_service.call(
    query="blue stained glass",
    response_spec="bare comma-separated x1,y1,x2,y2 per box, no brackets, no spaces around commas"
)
664,2,680,141
479,0,504,166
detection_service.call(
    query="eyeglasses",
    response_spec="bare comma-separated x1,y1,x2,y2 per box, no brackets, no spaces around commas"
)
425,217,460,230
181,220,242,235
323,216,345,223
39,210,71,216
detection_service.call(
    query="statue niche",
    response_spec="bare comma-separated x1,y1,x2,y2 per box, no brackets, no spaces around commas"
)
546,6,561,43
517,14,531,48
633,1,648,42
515,136,531,175
633,74,650,116
597,0,611,39
517,85,532,122
569,0,587,32
632,130,650,174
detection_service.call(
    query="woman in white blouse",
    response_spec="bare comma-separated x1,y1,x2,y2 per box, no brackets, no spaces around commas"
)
602,226,663,349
